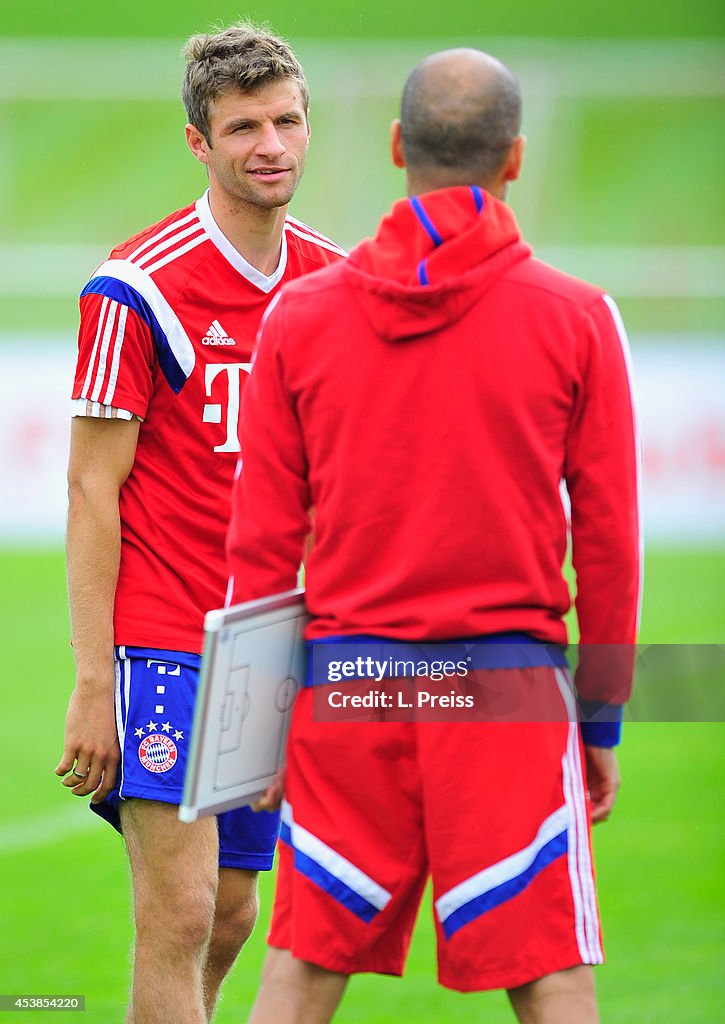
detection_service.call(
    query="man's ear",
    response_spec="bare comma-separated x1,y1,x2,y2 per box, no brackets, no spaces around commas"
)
390,119,406,169
503,135,526,182
185,123,210,166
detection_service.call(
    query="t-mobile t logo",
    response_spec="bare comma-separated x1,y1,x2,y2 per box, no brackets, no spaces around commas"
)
146,660,181,675
202,363,253,452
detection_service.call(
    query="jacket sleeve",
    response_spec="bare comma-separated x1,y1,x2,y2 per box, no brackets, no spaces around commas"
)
226,295,311,606
564,294,641,709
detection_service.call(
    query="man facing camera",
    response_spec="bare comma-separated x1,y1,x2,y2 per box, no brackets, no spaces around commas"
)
56,22,345,1024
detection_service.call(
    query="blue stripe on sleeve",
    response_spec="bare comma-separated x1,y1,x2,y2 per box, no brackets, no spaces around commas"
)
580,720,623,747
81,276,189,394
579,701,623,746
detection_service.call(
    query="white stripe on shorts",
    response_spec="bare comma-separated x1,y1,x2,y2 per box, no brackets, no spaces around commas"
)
281,800,392,912
555,668,604,964
114,654,131,799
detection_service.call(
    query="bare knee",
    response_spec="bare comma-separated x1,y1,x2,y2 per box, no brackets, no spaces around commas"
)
249,949,348,1024
121,800,219,959
132,855,218,957
136,884,217,958
508,965,598,1024
208,887,259,970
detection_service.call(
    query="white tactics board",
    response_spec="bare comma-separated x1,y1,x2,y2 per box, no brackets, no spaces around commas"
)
179,589,307,822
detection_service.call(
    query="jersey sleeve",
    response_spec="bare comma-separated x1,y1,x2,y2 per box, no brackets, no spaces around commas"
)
226,295,311,605
71,288,156,419
565,294,642,707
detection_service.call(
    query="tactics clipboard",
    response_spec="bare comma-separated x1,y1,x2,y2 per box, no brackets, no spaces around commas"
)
179,588,307,822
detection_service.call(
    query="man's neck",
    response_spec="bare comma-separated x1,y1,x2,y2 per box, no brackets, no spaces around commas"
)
406,175,506,201
207,188,287,277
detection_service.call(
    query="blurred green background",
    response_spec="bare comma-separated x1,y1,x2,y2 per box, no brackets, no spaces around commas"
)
0,1,723,1021
2,1,724,335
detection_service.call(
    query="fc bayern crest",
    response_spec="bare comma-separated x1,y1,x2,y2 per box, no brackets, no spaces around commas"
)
138,733,178,773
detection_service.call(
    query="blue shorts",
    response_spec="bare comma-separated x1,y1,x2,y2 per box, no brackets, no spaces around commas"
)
91,646,279,871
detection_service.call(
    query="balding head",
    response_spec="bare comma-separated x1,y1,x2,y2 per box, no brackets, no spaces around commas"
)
398,48,522,193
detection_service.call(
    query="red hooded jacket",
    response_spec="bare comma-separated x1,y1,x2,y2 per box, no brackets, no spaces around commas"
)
227,187,640,702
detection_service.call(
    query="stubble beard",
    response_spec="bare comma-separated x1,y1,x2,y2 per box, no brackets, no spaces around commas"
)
226,160,306,212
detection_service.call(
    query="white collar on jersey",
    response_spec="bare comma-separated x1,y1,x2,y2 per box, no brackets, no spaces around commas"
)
195,190,288,294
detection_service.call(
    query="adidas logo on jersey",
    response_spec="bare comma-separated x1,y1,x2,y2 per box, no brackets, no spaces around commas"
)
202,320,236,346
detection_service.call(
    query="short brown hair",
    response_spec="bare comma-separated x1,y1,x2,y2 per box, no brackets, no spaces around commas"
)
182,20,309,145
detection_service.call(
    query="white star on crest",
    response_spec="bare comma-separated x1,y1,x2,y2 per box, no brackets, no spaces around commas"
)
147,721,158,732
173,729,184,741
161,722,172,733
134,727,144,738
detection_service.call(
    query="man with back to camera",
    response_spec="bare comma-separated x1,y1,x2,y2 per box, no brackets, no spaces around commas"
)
54,21,345,1024
227,47,640,1023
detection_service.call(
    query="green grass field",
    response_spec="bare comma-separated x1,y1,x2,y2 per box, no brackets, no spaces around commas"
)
3,0,724,40
0,547,722,1022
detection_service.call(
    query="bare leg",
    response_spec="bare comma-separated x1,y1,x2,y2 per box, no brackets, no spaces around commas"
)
203,868,259,1019
248,948,348,1024
508,965,599,1024
121,800,219,1024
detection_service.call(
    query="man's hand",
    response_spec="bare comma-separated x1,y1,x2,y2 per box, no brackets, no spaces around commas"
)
55,681,120,803
583,744,621,823
252,770,285,813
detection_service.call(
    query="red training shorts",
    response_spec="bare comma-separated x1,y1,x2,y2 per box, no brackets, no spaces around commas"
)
269,666,603,991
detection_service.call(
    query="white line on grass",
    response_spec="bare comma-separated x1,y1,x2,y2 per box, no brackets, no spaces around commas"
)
3,243,724,300
0,38,723,100
0,804,100,855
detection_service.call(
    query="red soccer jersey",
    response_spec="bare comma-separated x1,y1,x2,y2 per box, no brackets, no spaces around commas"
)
72,191,346,653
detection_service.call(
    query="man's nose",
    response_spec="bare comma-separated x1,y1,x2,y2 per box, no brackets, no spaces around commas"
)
255,122,286,159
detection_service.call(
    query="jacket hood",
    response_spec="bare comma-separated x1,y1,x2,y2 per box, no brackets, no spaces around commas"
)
345,186,532,341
